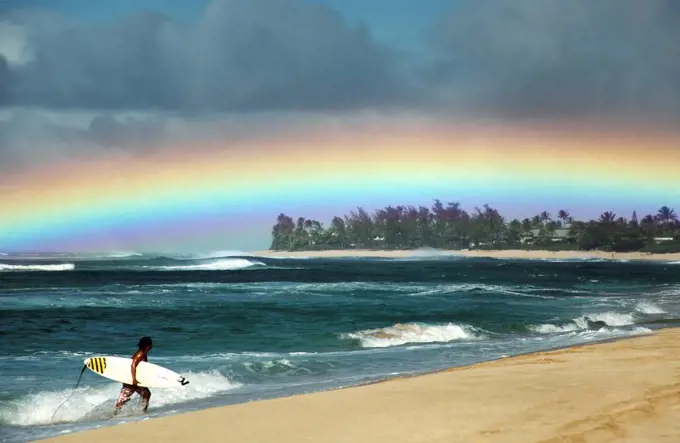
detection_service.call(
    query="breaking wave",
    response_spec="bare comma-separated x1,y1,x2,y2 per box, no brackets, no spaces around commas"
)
169,250,255,260
529,312,637,334
149,258,266,271
99,252,143,259
635,302,666,314
342,322,483,348
0,263,75,272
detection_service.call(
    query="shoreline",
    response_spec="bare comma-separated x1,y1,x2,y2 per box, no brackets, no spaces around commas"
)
40,327,680,443
251,248,680,262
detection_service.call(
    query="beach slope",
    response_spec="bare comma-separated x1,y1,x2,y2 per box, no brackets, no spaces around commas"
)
42,329,680,443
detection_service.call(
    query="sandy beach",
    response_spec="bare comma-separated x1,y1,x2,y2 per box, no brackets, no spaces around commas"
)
252,248,680,262
41,328,680,443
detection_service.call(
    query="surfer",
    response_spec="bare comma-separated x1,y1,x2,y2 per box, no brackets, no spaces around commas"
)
114,336,153,414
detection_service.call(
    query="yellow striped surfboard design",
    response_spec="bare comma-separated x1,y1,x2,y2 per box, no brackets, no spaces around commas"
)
87,357,107,374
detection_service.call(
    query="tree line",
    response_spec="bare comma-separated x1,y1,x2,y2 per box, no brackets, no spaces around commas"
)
270,200,680,253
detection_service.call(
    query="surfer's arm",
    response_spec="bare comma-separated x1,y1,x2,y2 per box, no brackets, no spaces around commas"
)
130,354,143,385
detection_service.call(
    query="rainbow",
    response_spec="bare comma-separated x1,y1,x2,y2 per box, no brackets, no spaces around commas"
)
1,121,678,252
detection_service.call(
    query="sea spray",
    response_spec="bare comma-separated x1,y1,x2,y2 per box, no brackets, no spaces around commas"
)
1,371,240,427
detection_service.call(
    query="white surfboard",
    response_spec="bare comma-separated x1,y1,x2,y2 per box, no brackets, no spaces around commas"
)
84,356,190,388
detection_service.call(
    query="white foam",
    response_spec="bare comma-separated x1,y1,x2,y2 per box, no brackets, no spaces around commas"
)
1,371,240,426
152,258,265,271
179,250,255,260
584,312,635,326
342,322,482,348
102,252,143,258
635,302,666,314
0,263,75,271
242,359,314,376
656,286,680,297
530,311,636,334
530,322,580,334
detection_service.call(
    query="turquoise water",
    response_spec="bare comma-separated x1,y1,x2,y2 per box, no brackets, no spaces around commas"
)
1,252,679,442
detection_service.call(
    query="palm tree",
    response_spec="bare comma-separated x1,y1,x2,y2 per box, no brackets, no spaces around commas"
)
599,211,616,223
539,211,551,224
641,214,655,225
557,209,571,227
656,206,678,225
640,214,657,238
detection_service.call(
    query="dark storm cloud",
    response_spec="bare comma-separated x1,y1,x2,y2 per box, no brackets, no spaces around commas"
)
1,0,408,112
0,55,10,103
1,0,678,127
425,0,680,120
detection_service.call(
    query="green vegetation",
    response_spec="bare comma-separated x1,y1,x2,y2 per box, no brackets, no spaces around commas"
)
270,202,680,253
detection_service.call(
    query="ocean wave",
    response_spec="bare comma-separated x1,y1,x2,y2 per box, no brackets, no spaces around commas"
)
341,322,483,348
148,258,266,271
0,263,75,272
634,302,666,314
169,250,255,260
0,370,240,427
562,326,653,341
238,281,583,298
654,286,680,297
529,311,636,334
99,252,144,259
241,359,316,377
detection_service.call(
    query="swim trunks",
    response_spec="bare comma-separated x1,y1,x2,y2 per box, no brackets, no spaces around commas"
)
116,383,150,404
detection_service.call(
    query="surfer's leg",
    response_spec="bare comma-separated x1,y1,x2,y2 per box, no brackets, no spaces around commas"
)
114,384,134,412
140,388,151,413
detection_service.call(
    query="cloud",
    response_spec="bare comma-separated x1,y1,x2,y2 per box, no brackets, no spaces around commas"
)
0,21,33,66
424,0,680,121
0,110,167,172
1,0,409,112
0,55,11,103
88,115,165,148
1,0,679,174
4,0,677,122
0,109,86,170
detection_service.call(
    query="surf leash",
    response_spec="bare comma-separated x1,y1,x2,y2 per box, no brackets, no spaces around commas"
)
51,364,87,423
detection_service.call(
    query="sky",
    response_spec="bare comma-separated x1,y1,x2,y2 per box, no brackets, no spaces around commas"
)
0,0,679,253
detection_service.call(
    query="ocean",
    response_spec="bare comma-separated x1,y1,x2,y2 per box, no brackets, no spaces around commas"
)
1,251,679,442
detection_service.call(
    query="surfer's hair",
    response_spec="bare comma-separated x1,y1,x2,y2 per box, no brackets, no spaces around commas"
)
138,336,152,349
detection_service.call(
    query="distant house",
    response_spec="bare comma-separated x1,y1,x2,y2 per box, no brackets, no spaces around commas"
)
520,228,570,244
